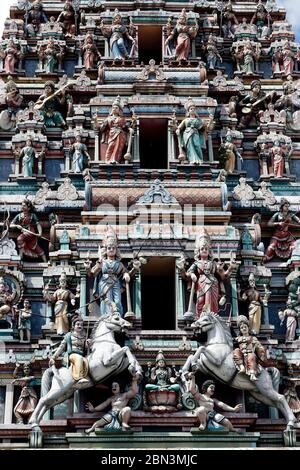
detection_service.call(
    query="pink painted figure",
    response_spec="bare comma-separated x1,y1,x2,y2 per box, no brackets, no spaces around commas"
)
0,40,22,74
282,41,295,77
270,140,286,178
81,34,101,70
165,9,198,61
57,0,76,37
100,96,130,164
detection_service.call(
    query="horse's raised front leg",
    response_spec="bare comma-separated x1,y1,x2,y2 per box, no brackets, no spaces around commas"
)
102,347,129,367
194,346,224,367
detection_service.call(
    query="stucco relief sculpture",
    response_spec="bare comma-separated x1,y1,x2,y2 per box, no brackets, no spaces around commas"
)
100,10,135,60
35,80,68,128
0,40,23,74
0,275,16,325
237,80,274,129
165,9,198,62
239,273,264,335
0,79,23,131
12,360,37,424
16,299,32,342
278,296,298,342
81,34,101,70
57,0,76,37
219,133,242,173
221,0,238,39
69,134,90,173
25,0,48,37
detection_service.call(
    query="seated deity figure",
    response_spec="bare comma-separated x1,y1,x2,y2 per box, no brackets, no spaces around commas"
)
164,9,198,61
35,81,67,128
85,374,140,433
100,10,135,60
49,316,89,384
233,315,265,382
0,79,23,131
250,0,271,38
56,0,76,37
237,80,274,129
187,374,242,431
221,0,238,39
26,0,48,37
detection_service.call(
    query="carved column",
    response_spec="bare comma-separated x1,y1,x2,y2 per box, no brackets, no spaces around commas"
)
207,132,214,162
230,270,239,317
4,384,13,424
94,132,100,162
176,263,185,323
133,272,141,320
133,119,140,164
79,269,87,316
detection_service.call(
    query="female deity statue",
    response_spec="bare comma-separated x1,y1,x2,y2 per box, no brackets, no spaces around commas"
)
11,199,47,262
0,79,23,131
81,34,101,70
39,38,64,74
84,228,139,317
206,34,222,70
100,96,135,164
69,134,90,173
26,0,48,37
219,134,242,174
179,230,236,317
265,198,300,261
164,9,198,61
35,80,67,128
269,140,290,178
283,381,300,420
13,361,37,424
100,10,135,60
176,98,212,165
240,273,263,335
233,315,265,382
57,0,76,37
282,41,295,77
14,138,37,177
145,350,180,393
43,271,79,335
0,276,16,323
0,40,22,74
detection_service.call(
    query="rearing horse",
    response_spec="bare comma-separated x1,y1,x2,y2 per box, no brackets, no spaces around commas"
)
181,312,300,430
29,311,142,428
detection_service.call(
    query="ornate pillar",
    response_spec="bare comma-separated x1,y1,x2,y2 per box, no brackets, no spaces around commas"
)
230,270,239,317
176,262,185,323
94,132,100,162
208,133,214,162
79,269,87,316
4,384,13,424
133,119,140,164
133,272,141,320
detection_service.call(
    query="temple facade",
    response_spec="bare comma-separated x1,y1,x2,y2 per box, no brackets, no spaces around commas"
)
0,0,300,449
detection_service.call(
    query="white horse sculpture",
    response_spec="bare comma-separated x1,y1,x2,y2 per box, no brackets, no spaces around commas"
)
29,311,142,428
181,312,300,430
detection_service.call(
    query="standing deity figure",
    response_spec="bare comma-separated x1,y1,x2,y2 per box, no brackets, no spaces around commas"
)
240,273,263,335
206,34,222,70
237,80,273,129
25,0,48,37
269,140,291,178
85,374,140,433
179,230,236,317
164,9,198,61
100,96,135,164
221,0,238,39
233,41,260,76
69,134,90,173
100,10,135,60
187,375,242,432
35,81,67,128
11,199,47,262
14,138,38,178
278,296,298,342
0,276,16,323
233,315,265,382
265,199,300,261
12,361,37,424
16,299,32,342
43,271,79,335
176,98,213,165
0,40,22,74
38,38,64,73
282,41,295,77
145,350,180,393
283,381,300,420
84,228,139,318
49,316,89,384
250,0,271,39
57,0,76,37
219,134,242,174
0,79,23,131
81,34,101,70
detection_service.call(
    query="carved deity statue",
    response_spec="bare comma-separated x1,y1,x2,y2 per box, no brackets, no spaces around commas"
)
240,273,263,335
100,9,135,60
16,299,32,342
11,199,47,262
0,276,16,323
219,134,242,174
69,134,90,173
269,140,291,178
233,315,265,381
250,0,271,38
38,38,64,73
14,138,40,178
57,0,76,37
81,34,101,70
221,0,238,39
0,79,23,131
265,199,300,261
43,271,80,335
237,80,274,129
0,40,22,74
12,360,37,424
35,80,67,128
164,9,198,61
232,41,260,76
25,0,48,37
85,374,140,433
145,350,180,393
206,34,222,70
284,381,300,420
278,296,298,342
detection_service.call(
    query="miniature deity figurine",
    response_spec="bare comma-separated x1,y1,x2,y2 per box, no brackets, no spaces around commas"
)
69,134,90,173
179,230,236,317
43,271,79,335
84,228,140,318
206,34,222,70
274,79,300,131
187,375,242,432
0,276,16,324
240,273,263,335
85,374,140,433
176,98,213,165
269,140,291,178
237,80,274,129
16,299,32,342
25,0,48,37
57,0,76,37
49,316,89,384
164,9,198,61
81,34,101,70
99,96,135,164
283,381,300,420
38,38,64,73
233,41,260,76
219,134,242,174
14,138,38,178
145,350,180,393
282,41,296,77
0,79,23,131
12,361,37,424
250,0,271,39
278,296,298,342
35,80,67,128
233,315,265,382
0,40,22,74
11,199,47,262
221,0,238,39
265,198,300,261
100,9,135,60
